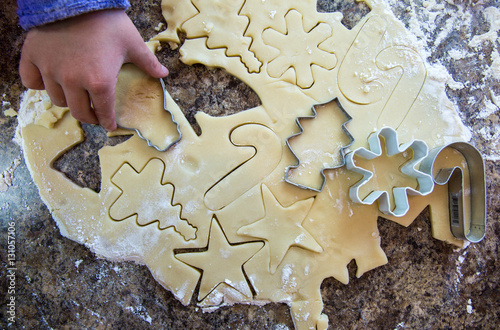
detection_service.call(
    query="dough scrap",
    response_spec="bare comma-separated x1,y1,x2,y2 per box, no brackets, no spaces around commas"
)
19,1,480,329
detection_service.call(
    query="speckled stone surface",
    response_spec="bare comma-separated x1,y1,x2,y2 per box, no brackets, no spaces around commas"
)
1,0,499,329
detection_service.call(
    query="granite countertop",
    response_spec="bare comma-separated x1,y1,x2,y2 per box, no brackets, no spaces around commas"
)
1,0,499,328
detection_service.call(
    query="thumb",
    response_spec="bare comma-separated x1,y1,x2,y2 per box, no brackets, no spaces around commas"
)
127,41,169,78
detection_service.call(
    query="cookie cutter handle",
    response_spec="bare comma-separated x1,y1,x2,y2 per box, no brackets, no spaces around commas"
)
421,142,486,243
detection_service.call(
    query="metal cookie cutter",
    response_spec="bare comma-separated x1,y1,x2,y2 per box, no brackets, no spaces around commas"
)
284,99,354,192
345,127,435,217
419,142,486,243
117,78,182,152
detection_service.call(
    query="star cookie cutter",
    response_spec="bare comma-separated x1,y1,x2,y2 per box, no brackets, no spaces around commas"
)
420,142,486,243
345,127,434,217
117,78,182,152
284,99,354,192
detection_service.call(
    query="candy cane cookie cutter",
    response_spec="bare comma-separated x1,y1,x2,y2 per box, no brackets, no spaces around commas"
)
117,78,182,152
419,142,486,243
284,99,354,192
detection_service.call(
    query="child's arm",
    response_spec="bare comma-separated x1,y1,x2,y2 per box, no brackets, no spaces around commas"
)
18,5,168,131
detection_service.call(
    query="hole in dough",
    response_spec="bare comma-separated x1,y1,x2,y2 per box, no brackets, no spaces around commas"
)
317,0,371,30
156,45,262,135
52,124,131,193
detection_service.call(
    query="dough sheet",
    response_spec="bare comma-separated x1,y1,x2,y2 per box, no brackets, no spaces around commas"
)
19,1,479,329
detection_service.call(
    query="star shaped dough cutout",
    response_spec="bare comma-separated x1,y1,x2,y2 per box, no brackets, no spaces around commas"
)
237,185,323,274
175,217,263,301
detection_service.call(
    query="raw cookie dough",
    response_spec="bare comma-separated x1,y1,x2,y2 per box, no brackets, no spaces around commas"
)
19,1,483,329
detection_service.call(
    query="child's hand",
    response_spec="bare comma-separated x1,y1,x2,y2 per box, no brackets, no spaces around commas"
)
19,9,168,131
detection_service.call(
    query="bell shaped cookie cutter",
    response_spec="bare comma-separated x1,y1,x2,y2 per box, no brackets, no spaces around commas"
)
117,78,182,152
420,142,486,243
284,99,354,192
345,127,434,217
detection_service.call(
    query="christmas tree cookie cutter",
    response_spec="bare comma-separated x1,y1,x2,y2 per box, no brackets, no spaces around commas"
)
420,142,486,243
345,127,434,217
284,99,354,192
117,78,182,152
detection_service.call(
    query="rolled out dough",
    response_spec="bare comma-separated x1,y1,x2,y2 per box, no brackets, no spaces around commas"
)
19,1,479,329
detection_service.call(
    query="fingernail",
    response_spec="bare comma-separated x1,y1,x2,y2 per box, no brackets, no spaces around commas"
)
106,121,117,132
161,65,169,76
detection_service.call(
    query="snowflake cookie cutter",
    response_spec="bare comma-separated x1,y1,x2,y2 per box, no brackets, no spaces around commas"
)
345,127,434,217
118,78,182,152
420,142,486,243
284,99,354,192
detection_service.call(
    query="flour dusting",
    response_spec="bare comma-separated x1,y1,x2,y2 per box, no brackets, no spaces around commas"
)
0,158,21,193
386,0,500,160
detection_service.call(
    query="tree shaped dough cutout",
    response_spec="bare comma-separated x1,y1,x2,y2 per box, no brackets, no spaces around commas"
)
110,158,197,240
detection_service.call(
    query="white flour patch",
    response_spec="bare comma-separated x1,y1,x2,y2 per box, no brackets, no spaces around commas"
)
478,126,500,161
394,321,406,329
386,0,500,160
490,50,500,81
0,158,21,193
117,299,153,324
448,48,468,61
467,299,473,314
477,97,499,119
14,90,51,146
468,7,500,48
124,306,153,324
74,259,83,270
273,325,290,330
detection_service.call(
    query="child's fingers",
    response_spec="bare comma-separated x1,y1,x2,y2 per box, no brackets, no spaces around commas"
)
44,80,67,107
19,59,45,90
87,83,117,131
64,87,99,125
127,41,168,79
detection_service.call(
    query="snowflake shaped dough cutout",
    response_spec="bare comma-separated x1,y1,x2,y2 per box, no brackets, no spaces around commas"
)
262,9,337,88
345,127,434,217
240,0,322,63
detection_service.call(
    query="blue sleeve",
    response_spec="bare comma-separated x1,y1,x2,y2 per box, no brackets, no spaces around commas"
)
17,0,131,30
